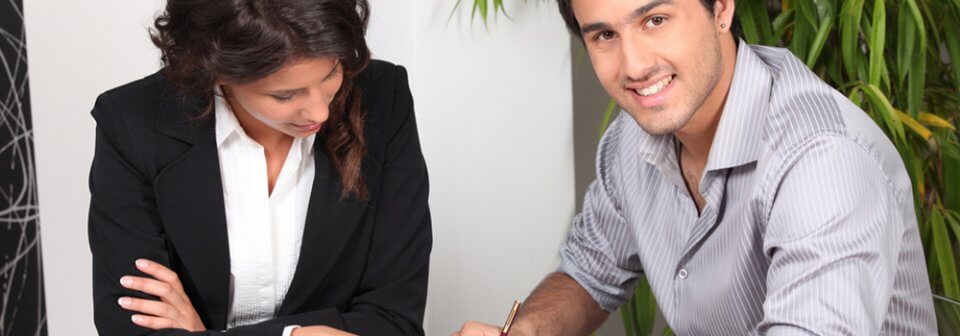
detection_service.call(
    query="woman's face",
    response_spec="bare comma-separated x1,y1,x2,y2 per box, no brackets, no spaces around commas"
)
220,57,344,139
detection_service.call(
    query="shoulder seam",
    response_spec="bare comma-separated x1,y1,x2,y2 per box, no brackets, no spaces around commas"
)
760,133,906,225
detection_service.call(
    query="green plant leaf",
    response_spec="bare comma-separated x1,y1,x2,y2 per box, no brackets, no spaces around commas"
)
798,0,819,28
860,84,906,145
790,0,817,59
848,86,863,106
737,2,761,44
945,211,960,248
450,0,461,19
599,99,618,139
905,0,928,116
493,0,512,20
621,298,637,336
471,0,489,28
771,8,795,44
943,139,960,165
896,0,916,86
900,143,925,205
738,0,773,44
868,0,887,87
634,278,657,336
918,112,956,130
895,109,934,141
806,14,834,68
944,7,960,90
932,208,960,300
919,0,942,47
840,0,866,80
944,140,960,214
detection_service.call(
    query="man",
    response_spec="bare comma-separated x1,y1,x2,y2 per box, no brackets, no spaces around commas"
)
454,0,937,335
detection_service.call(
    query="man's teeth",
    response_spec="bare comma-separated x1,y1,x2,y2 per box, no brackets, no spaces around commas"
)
635,76,673,97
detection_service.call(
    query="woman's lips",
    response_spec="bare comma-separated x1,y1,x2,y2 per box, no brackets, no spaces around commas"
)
292,123,322,132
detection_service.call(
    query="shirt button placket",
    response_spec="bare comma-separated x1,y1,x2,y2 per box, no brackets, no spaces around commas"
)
672,266,687,329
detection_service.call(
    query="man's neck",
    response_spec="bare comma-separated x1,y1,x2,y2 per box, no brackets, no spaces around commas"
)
675,36,739,168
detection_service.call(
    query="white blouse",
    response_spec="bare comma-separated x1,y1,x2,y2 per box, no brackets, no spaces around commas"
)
214,92,314,334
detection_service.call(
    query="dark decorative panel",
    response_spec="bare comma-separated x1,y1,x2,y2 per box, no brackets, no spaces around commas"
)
1,0,48,335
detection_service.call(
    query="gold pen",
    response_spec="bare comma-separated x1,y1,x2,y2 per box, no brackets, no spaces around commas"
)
500,300,522,336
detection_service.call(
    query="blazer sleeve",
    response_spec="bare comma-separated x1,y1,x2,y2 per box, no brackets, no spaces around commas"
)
339,65,432,335
89,91,182,335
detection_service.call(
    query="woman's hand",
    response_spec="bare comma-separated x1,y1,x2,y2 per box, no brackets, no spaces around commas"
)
291,326,357,336
118,259,206,332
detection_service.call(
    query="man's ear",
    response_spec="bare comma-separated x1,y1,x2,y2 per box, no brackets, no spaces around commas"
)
714,0,736,32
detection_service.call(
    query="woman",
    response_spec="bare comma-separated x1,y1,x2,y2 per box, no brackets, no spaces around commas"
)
88,0,431,335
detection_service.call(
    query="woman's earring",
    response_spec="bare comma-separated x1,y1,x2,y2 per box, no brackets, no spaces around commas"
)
721,23,727,29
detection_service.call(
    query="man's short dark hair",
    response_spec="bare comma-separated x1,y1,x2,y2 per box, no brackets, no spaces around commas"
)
557,0,720,39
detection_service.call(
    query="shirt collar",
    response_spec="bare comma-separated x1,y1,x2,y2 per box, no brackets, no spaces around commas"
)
214,87,246,147
704,41,772,171
214,87,317,157
635,129,674,166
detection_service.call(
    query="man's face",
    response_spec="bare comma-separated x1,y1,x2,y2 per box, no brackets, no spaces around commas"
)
574,0,725,136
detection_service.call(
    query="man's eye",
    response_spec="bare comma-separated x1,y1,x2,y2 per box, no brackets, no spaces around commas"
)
644,16,668,29
595,31,616,42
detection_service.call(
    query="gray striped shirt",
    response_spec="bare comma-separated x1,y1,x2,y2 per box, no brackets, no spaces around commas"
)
558,43,937,335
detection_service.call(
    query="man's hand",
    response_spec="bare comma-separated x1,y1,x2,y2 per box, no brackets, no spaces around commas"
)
118,259,206,332
452,273,608,336
451,321,504,336
291,326,358,336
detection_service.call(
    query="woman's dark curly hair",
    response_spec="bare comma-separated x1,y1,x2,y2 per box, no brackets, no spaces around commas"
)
151,0,372,200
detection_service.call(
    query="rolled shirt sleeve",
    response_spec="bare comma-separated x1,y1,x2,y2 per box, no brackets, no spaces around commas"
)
558,140,643,311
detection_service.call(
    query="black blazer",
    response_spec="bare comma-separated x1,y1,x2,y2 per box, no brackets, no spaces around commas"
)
88,61,431,335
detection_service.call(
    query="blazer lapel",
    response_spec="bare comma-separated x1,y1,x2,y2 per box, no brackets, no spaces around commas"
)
278,139,368,315
153,96,232,330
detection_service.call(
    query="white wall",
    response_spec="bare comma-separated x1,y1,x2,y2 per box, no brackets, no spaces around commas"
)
399,2,574,334
25,1,166,335
25,1,574,335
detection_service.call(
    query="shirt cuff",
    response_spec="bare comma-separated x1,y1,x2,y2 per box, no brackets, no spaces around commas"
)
281,325,301,336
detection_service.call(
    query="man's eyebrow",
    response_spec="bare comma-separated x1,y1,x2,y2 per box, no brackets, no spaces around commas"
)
626,0,674,23
579,0,675,37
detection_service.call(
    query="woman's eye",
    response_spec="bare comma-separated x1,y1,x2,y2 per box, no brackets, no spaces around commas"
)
272,94,294,103
644,16,667,29
325,67,341,81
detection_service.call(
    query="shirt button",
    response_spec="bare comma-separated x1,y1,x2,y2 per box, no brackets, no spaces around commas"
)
678,269,688,279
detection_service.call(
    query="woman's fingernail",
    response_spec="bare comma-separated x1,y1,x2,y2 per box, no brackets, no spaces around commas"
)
131,315,142,323
118,297,130,306
120,277,133,286
135,259,148,268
